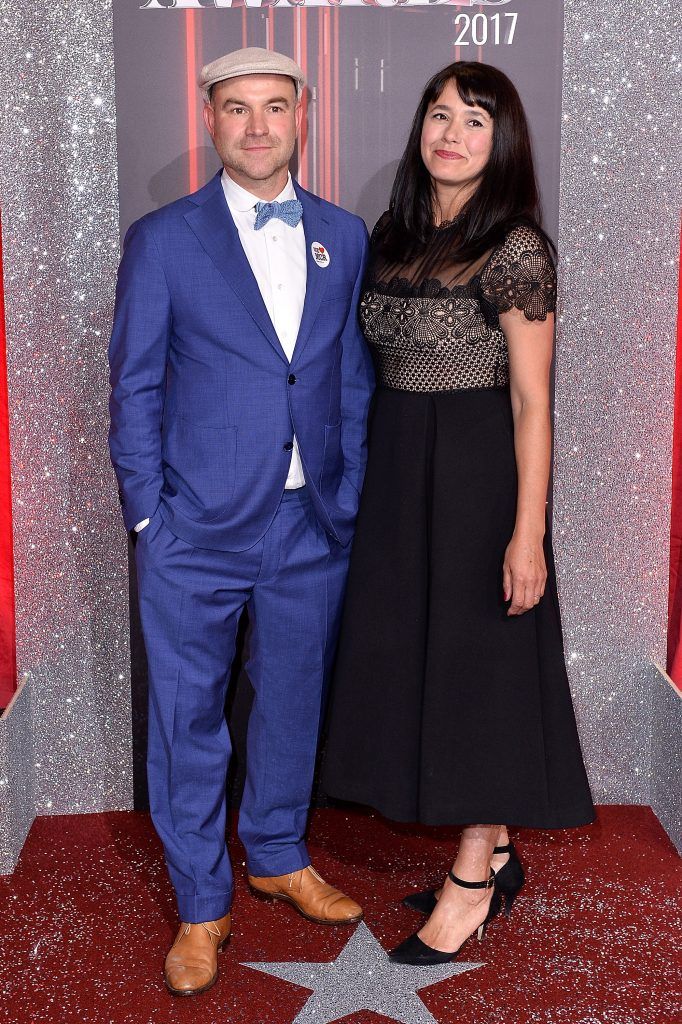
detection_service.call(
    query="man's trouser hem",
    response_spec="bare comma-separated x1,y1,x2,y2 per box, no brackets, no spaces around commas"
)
176,888,233,923
246,842,311,879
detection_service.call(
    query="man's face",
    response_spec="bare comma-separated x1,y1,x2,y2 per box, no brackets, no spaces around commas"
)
203,73,302,197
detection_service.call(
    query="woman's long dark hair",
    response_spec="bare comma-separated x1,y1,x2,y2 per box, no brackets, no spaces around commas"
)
378,61,553,268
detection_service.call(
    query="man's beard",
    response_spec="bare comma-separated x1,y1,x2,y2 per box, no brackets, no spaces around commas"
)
224,139,294,182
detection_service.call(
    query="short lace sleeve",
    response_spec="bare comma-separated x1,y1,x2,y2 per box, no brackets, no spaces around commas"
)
480,224,556,322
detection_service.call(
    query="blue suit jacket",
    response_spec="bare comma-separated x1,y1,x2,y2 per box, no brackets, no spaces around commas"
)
108,173,375,552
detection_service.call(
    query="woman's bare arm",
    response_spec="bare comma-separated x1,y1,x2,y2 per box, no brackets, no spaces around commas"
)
501,306,555,616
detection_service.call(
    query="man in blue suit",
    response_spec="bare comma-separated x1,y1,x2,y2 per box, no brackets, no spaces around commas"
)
108,47,374,997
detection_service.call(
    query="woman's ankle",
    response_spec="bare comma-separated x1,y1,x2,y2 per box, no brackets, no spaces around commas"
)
442,874,493,908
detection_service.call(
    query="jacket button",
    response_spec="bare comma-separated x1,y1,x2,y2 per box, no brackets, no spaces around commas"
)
288,374,297,385
283,441,294,452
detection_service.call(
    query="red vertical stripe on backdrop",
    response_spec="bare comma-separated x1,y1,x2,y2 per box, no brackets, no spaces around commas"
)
324,9,332,202
298,10,308,189
333,8,339,206
185,11,199,194
317,14,324,196
268,7,275,51
478,3,484,62
666,222,682,691
290,10,303,190
0,217,17,709
242,8,248,49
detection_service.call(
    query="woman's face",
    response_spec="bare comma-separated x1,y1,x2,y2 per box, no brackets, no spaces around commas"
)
420,79,494,198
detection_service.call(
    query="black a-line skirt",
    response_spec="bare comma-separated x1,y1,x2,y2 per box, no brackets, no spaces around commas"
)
322,386,595,829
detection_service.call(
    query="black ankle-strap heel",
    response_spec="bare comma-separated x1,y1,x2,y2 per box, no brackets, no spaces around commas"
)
389,870,501,966
401,870,495,917
402,842,525,918
492,842,525,917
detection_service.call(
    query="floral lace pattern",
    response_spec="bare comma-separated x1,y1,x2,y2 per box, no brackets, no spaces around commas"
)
361,280,493,349
361,224,556,393
480,227,556,323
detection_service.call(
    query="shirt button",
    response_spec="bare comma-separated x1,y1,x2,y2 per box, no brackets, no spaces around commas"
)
277,283,284,291
288,374,297,385
283,441,294,452
272,235,278,242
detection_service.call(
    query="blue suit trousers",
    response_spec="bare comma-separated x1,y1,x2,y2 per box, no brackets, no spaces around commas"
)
135,487,349,923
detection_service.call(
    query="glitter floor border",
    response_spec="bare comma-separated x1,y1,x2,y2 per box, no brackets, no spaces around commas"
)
0,805,679,1024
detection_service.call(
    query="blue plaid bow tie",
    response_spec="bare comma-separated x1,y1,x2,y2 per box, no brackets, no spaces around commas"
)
253,199,303,231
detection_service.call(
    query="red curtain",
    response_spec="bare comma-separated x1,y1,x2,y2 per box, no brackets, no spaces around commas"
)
666,224,682,689
0,215,17,708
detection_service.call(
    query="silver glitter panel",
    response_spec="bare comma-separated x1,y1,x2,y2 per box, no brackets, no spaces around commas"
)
651,665,682,851
0,680,34,873
553,2,680,807
0,0,131,830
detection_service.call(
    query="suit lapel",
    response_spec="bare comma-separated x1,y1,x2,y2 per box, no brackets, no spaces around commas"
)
291,183,332,369
184,177,287,363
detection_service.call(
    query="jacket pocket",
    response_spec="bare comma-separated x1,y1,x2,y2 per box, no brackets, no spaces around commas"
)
165,421,238,522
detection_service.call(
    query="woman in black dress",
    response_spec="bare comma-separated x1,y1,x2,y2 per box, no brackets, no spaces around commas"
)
322,62,594,965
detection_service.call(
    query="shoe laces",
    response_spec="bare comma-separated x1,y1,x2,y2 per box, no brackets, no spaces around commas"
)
179,920,221,944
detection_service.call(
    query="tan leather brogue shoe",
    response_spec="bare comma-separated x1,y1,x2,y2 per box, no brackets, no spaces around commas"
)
248,866,363,925
163,913,231,997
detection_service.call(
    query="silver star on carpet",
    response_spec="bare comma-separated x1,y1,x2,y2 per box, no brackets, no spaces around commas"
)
242,921,483,1024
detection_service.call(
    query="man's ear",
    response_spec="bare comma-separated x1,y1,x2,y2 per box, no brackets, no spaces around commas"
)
203,102,215,139
294,100,303,137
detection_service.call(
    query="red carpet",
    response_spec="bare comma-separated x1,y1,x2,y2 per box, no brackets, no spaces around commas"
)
0,807,679,1024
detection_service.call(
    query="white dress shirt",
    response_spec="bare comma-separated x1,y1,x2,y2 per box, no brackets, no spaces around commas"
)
221,169,307,490
134,170,307,533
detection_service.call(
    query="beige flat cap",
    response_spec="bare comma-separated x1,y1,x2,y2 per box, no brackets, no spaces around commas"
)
199,47,306,102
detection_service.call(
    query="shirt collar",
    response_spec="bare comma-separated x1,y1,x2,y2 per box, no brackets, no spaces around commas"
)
221,170,297,214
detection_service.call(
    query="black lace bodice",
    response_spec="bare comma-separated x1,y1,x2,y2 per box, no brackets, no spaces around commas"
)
360,220,556,393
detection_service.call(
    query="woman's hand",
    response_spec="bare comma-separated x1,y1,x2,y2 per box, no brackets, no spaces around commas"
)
502,532,547,616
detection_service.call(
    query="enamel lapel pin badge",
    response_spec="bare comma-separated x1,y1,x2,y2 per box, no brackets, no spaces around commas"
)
311,242,331,268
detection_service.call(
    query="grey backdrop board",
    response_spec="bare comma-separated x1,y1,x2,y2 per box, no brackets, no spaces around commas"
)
113,2,564,239
111,0,565,808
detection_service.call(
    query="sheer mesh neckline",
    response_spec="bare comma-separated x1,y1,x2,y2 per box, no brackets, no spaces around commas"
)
367,273,481,300
434,217,460,231
366,218,556,322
